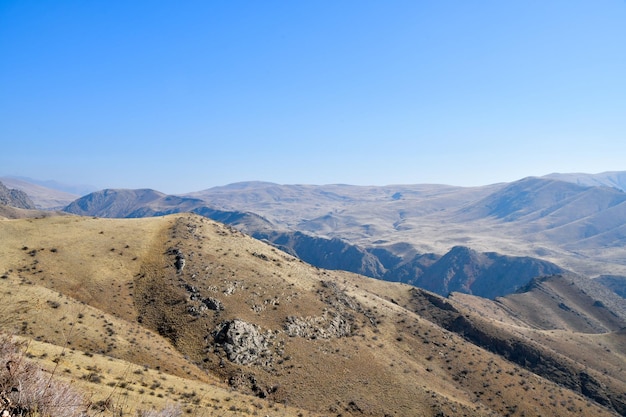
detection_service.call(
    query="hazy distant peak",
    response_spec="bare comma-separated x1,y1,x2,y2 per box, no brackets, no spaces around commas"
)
206,181,281,191
3,175,97,196
543,171,626,192
0,180,36,209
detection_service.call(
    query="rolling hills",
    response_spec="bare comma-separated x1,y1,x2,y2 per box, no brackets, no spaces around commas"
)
1,209,626,416
52,174,626,301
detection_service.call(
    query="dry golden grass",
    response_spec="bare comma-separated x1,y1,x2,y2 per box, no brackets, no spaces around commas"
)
1,211,624,416
19,337,310,417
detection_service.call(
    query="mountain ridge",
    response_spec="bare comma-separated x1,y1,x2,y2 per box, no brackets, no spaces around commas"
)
2,211,626,416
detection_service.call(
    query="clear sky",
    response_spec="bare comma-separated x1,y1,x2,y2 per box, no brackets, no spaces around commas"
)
1,1,625,194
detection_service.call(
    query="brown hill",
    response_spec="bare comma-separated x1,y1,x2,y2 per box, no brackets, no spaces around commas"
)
1,212,624,416
496,274,626,333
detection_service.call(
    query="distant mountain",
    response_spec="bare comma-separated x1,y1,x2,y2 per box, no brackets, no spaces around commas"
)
189,177,626,277
254,233,564,299
63,188,564,299
497,273,626,333
414,246,565,298
186,181,501,225
0,180,36,209
64,188,276,235
545,171,626,192
1,176,79,209
596,275,626,299
455,176,626,223
454,177,626,254
2,175,97,196
253,230,387,278
64,188,205,217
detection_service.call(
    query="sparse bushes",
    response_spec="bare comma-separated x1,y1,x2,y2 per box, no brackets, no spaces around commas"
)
0,334,184,417
0,334,86,417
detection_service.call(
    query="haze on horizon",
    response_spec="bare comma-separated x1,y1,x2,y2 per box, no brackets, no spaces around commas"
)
2,1,625,194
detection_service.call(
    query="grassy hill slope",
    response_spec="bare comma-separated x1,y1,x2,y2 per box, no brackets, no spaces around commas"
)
1,212,624,416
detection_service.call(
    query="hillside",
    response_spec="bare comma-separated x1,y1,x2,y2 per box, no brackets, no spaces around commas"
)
1,211,625,416
0,180,36,209
0,177,79,209
597,275,626,298
545,171,626,192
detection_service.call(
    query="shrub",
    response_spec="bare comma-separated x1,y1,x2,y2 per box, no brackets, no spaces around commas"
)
0,334,183,417
0,334,86,417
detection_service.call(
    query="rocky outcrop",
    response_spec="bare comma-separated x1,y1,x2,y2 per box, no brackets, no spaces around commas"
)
0,181,35,209
183,283,224,316
212,319,276,367
284,312,352,339
166,247,185,273
285,280,374,339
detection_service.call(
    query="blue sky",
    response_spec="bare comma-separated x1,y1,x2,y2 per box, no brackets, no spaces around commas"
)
1,1,625,194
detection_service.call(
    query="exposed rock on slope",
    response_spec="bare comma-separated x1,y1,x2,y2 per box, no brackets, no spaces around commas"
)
0,181,36,209
213,319,277,367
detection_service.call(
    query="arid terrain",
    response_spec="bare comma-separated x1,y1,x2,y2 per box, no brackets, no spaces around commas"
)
1,206,625,416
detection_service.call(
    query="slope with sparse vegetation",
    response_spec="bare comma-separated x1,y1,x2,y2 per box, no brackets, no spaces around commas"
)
0,210,625,416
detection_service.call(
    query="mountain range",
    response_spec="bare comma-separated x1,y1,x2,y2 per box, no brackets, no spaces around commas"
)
5,171,616,302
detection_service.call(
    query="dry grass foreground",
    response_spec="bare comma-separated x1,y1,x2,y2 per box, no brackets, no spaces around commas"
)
0,212,623,416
